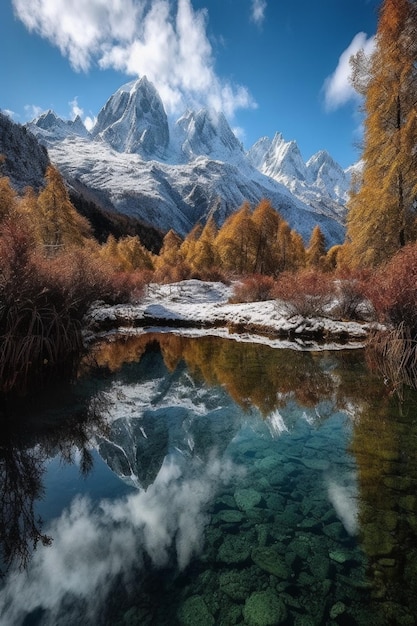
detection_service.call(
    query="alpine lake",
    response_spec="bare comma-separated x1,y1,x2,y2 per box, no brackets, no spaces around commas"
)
1,331,417,626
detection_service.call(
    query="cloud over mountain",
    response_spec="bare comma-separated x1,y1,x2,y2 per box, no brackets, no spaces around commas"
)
12,0,256,119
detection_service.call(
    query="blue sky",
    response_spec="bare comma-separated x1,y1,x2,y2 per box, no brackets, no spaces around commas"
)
0,0,379,168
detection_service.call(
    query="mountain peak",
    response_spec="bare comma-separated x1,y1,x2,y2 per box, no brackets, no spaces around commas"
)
92,76,169,157
28,109,89,142
173,107,244,162
250,132,307,182
34,109,61,130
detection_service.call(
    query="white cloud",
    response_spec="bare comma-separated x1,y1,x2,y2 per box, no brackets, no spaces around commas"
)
13,0,142,72
12,0,256,119
83,115,97,132
323,32,375,111
69,97,97,129
24,104,44,119
251,0,267,26
69,96,83,119
1,109,18,120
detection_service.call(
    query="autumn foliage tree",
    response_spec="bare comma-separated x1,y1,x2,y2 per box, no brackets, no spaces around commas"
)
36,166,93,251
345,0,417,267
306,225,326,268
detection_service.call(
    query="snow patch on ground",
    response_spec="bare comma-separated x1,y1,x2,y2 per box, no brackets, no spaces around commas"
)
85,280,377,351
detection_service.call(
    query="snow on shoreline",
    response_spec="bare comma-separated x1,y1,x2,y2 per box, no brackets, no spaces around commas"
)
84,279,377,351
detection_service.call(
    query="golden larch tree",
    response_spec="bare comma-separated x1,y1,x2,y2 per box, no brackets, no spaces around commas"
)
346,0,417,267
306,225,326,268
190,216,219,271
251,199,282,274
216,202,257,274
37,166,92,252
0,177,17,222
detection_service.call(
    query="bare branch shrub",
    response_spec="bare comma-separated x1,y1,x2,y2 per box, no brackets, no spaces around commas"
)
270,269,336,317
229,274,275,303
366,324,417,395
332,268,374,321
366,243,417,334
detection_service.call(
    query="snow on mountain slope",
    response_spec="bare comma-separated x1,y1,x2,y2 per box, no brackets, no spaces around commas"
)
92,77,169,158
248,133,352,214
27,76,349,245
249,133,307,182
28,109,90,144
171,108,246,164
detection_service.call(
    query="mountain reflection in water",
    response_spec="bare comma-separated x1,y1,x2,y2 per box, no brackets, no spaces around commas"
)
1,334,417,625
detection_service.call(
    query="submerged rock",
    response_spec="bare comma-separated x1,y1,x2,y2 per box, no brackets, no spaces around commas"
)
234,487,263,511
217,534,252,564
219,570,252,601
330,601,346,619
243,590,287,626
252,546,290,579
300,458,330,471
177,595,215,626
215,509,245,524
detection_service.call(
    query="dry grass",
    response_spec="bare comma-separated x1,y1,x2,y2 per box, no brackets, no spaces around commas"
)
0,220,145,394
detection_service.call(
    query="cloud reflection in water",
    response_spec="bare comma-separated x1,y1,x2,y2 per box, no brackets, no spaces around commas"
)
0,450,244,626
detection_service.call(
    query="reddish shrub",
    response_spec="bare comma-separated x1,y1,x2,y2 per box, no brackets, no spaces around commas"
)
271,269,336,317
366,243,417,333
190,267,228,284
333,268,373,321
229,274,275,303
0,223,150,393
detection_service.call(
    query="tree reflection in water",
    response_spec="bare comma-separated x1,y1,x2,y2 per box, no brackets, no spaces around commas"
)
3,332,417,623
0,393,108,576
90,332,417,620
0,422,51,576
89,332,347,416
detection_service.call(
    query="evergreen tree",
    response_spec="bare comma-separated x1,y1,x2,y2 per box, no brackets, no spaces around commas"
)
346,0,417,267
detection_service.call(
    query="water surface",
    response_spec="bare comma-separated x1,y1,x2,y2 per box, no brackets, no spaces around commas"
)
1,333,417,625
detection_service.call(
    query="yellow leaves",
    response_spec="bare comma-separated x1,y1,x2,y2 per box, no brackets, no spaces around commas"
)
0,176,18,221
100,234,154,272
306,225,326,269
36,166,92,251
345,0,417,268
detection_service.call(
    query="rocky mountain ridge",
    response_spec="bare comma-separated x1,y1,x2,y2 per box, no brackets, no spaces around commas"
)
0,110,50,191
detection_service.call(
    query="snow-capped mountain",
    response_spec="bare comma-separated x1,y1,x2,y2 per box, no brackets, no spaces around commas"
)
172,108,246,164
247,133,351,209
92,77,169,158
26,76,351,245
31,109,90,142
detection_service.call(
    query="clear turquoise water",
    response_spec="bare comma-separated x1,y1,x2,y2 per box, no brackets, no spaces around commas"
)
1,334,417,625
